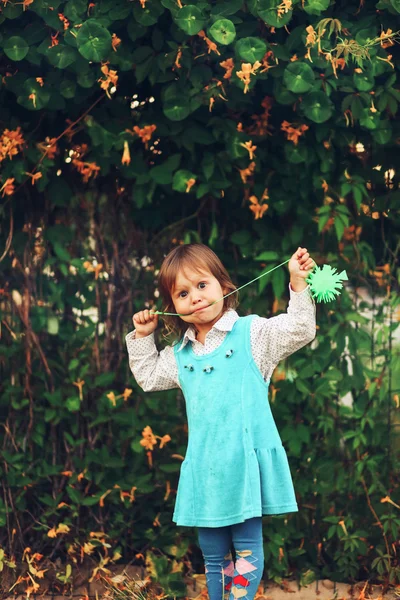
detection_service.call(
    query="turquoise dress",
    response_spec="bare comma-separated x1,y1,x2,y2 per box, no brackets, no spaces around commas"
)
172,315,298,528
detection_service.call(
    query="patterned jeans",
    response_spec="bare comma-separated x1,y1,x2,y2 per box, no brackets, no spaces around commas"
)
197,517,264,600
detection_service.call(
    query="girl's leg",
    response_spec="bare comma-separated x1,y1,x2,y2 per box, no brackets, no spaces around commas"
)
197,525,235,600
229,517,264,599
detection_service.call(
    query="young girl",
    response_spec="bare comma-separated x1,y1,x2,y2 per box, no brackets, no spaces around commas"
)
126,243,316,600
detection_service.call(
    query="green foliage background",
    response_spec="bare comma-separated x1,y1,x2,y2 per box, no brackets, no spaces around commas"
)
0,0,400,595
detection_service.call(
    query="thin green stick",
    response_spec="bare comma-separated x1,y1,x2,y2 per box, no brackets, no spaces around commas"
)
151,258,291,317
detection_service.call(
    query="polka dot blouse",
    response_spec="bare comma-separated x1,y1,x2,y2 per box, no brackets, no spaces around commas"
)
126,284,316,391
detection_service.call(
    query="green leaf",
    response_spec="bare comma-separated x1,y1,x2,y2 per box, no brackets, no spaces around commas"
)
353,71,375,92
132,0,165,26
334,215,346,241
283,62,315,94
53,242,72,262
94,372,116,386
174,5,206,35
272,268,285,298
66,397,80,412
303,0,330,15
254,251,279,261
76,20,112,62
390,0,400,12
150,154,182,184
209,19,236,45
302,91,333,123
230,230,252,245
372,124,392,145
359,108,381,130
17,78,50,110
172,169,196,192
257,0,293,27
60,79,77,99
163,97,191,121
64,0,87,22
47,45,79,69
284,144,308,164
211,0,244,16
235,37,267,62
47,316,59,335
3,36,29,61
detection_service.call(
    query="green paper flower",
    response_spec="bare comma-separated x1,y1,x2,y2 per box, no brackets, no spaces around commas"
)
306,264,348,303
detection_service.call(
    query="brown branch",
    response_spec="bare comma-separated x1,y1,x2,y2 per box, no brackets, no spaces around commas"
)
0,200,14,263
356,450,391,565
150,196,209,247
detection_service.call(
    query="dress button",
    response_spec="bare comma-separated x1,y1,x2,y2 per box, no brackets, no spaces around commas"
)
203,365,214,373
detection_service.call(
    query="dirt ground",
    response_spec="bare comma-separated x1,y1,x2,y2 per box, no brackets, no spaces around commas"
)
3,565,399,600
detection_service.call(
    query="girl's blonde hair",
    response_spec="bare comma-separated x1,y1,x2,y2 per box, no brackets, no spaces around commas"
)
158,243,238,342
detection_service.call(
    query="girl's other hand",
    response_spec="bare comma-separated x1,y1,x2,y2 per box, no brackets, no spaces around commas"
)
132,309,159,338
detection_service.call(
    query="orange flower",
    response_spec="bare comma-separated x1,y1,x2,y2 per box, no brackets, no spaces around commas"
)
281,120,309,145
159,434,171,449
121,140,131,165
83,260,103,280
236,62,261,93
107,392,117,406
260,50,277,74
249,188,269,219
37,136,58,160
305,25,317,47
122,388,133,401
127,124,157,149
50,32,59,48
140,425,157,451
0,177,15,197
186,178,196,193
174,47,182,70
72,159,101,183
277,0,292,17
238,161,256,184
0,126,25,162
98,63,118,99
247,96,274,136
58,13,70,30
36,77,44,87
111,33,121,52
73,379,85,400
249,194,268,220
25,172,42,185
28,92,36,108
197,30,220,56
240,140,257,160
379,28,395,49
219,58,234,80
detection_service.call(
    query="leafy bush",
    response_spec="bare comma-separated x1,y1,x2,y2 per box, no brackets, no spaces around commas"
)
0,0,400,596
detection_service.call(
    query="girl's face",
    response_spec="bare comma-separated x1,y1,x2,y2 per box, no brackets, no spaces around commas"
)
172,267,228,329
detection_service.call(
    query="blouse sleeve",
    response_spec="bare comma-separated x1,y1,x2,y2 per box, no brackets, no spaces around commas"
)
250,283,317,381
125,330,180,392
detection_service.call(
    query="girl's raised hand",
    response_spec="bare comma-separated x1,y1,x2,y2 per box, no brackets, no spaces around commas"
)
132,309,159,338
288,247,315,280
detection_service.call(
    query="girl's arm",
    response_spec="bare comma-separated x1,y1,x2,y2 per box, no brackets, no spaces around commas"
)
251,282,316,381
125,330,180,391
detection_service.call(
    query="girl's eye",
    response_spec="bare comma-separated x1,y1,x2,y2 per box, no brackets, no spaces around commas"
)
199,282,206,289
179,291,187,298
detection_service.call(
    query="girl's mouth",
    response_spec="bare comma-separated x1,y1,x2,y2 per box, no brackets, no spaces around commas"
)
193,305,207,313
